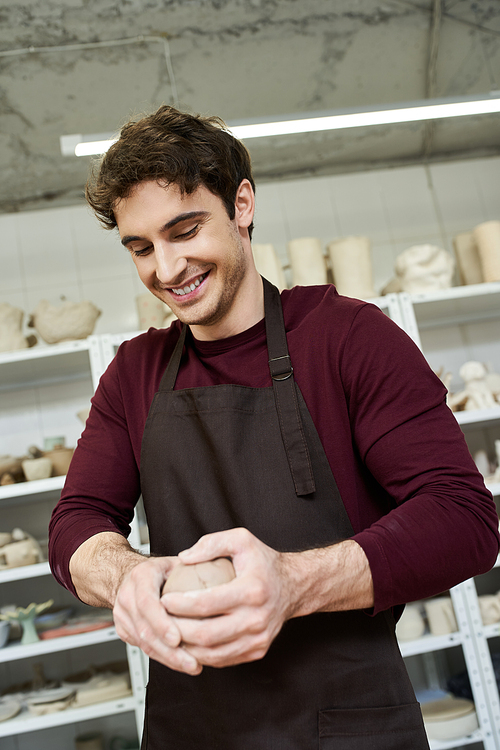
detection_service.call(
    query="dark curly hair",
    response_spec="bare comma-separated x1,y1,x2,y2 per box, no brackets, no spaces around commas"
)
85,105,255,239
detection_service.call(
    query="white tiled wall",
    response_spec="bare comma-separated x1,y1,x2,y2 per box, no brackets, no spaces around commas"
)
1,156,499,340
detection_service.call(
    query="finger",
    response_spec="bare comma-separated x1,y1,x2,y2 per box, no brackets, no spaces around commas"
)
161,577,249,619
184,632,270,668
178,527,250,565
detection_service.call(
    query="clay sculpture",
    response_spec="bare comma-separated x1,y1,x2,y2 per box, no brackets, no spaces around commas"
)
162,558,235,595
383,244,455,295
448,361,500,412
0,303,36,353
0,599,54,645
0,529,44,570
28,299,101,344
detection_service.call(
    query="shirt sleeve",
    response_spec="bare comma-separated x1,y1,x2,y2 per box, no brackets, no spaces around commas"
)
342,304,500,614
48,350,142,598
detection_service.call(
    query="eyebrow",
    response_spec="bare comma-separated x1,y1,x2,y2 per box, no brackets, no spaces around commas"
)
121,210,210,247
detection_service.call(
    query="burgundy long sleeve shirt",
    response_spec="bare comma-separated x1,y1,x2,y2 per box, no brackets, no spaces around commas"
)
49,284,499,613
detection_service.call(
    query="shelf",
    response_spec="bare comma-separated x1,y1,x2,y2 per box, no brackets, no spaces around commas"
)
399,631,463,658
482,623,500,641
409,282,500,330
428,728,484,749
0,561,50,584
0,695,137,737
0,475,65,504
454,406,500,428
0,626,118,663
0,340,93,392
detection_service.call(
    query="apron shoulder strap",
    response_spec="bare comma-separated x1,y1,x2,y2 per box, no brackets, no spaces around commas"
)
263,278,316,497
158,323,188,392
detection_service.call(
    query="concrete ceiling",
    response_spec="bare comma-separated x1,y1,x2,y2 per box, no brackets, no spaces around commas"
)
0,0,499,214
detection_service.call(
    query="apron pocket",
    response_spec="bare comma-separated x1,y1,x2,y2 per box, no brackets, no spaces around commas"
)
319,703,429,750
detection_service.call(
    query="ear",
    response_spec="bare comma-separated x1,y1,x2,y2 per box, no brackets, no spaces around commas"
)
234,179,255,231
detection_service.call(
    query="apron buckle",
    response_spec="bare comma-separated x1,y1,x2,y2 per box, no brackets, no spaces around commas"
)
269,355,293,381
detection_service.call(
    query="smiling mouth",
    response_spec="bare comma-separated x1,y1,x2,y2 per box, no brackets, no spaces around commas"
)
170,271,209,297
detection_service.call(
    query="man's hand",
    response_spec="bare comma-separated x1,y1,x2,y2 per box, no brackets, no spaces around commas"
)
162,527,294,669
161,527,374,670
69,532,202,675
113,555,203,675
70,529,373,675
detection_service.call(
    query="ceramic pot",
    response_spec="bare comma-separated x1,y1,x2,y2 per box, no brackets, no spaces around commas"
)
44,447,74,476
21,458,52,481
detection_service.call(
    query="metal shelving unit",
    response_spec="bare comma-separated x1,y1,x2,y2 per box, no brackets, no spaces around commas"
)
1,281,499,747
0,340,143,747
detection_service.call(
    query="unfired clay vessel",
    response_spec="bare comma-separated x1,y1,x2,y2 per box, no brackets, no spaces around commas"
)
473,220,500,283
424,596,458,636
252,243,287,290
162,558,235,595
478,593,500,625
287,238,327,286
29,299,101,344
22,457,52,482
44,446,74,476
395,603,425,641
327,236,376,299
453,231,483,286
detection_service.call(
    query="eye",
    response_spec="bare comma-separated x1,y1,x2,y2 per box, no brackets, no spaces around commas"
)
174,224,200,241
130,245,153,258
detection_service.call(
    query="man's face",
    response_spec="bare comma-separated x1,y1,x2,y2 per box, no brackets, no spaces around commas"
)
115,180,255,337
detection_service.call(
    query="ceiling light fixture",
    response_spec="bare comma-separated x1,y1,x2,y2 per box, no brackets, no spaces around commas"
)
61,93,500,156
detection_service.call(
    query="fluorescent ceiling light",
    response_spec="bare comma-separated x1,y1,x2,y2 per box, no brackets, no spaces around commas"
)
61,93,500,156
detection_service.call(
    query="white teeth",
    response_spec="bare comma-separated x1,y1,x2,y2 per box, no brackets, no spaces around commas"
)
172,274,205,296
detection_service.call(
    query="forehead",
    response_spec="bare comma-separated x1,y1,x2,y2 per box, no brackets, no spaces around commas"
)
114,180,219,232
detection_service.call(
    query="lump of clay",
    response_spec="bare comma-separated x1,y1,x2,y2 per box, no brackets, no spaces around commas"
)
383,244,455,295
162,558,235,595
0,303,37,353
29,300,101,344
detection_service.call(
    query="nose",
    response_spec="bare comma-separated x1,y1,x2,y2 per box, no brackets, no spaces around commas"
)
154,241,188,285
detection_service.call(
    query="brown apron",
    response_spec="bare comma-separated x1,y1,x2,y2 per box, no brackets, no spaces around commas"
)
139,278,429,749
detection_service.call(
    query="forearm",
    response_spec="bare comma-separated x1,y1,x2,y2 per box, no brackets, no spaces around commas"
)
69,531,147,608
282,539,374,619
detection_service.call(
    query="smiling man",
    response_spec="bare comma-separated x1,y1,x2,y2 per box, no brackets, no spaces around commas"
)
49,106,499,750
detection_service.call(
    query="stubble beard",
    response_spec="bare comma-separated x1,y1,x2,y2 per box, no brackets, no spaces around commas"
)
162,232,248,329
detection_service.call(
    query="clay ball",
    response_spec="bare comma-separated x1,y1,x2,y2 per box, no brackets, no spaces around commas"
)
162,558,235,596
